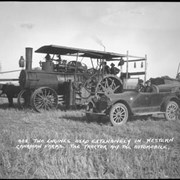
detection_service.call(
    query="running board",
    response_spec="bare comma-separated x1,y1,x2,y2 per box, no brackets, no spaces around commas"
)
134,111,165,116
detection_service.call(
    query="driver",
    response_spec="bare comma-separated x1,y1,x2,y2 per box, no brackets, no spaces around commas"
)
136,79,145,92
45,54,51,61
144,80,153,92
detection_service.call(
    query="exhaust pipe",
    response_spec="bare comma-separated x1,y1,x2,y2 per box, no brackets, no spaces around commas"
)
25,47,33,70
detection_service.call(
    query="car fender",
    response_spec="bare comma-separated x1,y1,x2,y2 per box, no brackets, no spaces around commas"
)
108,99,133,116
160,94,180,111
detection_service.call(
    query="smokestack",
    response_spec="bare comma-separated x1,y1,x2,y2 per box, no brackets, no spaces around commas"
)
25,47,33,70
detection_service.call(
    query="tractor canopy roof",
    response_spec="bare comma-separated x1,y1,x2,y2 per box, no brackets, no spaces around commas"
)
35,45,144,61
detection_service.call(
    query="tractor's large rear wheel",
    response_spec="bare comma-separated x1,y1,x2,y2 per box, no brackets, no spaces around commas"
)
30,87,58,112
96,75,123,95
80,74,123,100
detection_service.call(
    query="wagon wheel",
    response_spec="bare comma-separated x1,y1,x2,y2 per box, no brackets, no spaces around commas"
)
95,75,123,96
30,87,58,112
17,89,31,109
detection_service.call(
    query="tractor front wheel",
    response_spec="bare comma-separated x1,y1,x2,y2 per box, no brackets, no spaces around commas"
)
30,87,58,112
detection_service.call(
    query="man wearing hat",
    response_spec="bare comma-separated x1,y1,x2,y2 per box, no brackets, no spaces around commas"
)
136,79,145,92
110,63,120,75
102,61,110,74
144,80,153,92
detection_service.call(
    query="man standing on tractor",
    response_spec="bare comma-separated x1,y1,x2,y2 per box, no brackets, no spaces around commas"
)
45,53,51,61
110,63,120,75
102,61,110,74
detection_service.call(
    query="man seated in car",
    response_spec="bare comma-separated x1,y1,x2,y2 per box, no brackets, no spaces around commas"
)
144,80,153,92
136,79,145,92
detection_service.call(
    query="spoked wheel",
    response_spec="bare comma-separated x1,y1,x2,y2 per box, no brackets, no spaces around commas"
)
109,103,129,126
96,75,123,95
17,89,31,109
30,87,58,112
165,101,179,121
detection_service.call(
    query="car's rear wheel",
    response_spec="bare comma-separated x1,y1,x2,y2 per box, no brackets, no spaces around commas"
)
165,101,179,121
109,103,129,126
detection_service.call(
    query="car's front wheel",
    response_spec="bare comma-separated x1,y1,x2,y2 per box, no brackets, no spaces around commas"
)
165,101,179,121
109,103,129,126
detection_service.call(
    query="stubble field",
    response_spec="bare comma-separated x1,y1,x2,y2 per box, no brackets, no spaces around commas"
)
0,98,180,179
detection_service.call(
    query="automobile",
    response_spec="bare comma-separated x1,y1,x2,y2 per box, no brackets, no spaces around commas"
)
86,83,180,126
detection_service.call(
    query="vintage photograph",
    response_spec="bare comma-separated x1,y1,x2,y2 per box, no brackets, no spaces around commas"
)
0,1,180,179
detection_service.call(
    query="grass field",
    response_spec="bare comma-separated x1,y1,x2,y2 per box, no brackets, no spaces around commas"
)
0,98,180,179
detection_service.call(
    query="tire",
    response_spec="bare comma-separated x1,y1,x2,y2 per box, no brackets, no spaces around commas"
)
165,101,179,121
109,103,129,126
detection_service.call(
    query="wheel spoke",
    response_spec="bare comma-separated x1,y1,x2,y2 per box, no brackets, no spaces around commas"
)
36,93,44,99
41,103,46,110
46,90,51,97
34,97,43,105
113,85,120,92
98,84,106,92
36,102,44,109
105,78,109,88
109,79,115,89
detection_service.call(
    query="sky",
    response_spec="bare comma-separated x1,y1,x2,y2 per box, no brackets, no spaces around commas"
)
0,1,180,81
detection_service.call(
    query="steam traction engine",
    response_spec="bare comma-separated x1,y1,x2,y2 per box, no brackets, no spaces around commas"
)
17,45,147,112
18,47,88,112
